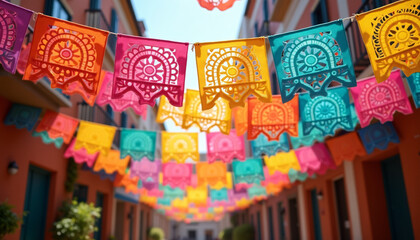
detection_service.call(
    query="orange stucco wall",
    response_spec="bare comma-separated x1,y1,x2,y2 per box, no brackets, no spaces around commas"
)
353,103,420,240
0,97,116,240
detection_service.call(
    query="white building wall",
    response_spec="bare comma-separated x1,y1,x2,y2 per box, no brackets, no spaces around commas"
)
172,214,231,240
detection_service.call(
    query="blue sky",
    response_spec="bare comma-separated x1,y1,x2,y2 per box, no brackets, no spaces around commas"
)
132,0,248,153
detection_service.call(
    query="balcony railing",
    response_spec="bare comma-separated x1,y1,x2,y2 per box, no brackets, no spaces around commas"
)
78,102,121,147
345,0,397,76
85,9,116,54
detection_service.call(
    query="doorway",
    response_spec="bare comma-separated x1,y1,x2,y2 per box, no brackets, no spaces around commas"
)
381,155,414,240
205,230,213,240
188,230,196,240
94,192,105,240
333,178,351,240
115,202,125,240
20,165,51,240
288,197,300,240
310,189,322,240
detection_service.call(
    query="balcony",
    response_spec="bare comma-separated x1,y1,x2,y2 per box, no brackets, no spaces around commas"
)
85,9,117,54
78,102,121,147
345,0,397,76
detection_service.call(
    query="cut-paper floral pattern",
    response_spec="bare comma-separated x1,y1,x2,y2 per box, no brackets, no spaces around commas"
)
269,20,356,103
156,95,185,126
182,89,231,134
251,133,290,157
356,1,420,82
404,72,420,108
232,158,265,189
162,162,193,189
300,87,353,136
75,121,116,154
93,150,130,175
161,132,199,163
3,103,42,131
113,35,188,107
64,139,98,167
248,96,299,140
264,151,300,175
350,70,413,128
120,129,156,161
206,130,245,163
34,111,79,144
357,122,400,154
195,38,272,110
96,71,149,117
23,14,108,105
294,143,336,176
0,1,33,73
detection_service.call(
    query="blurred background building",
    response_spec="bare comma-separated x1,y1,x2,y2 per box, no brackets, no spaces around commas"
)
234,0,420,240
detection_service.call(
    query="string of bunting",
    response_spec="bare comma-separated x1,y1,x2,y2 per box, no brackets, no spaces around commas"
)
0,0,419,222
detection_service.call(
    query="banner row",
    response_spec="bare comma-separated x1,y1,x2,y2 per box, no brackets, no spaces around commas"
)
0,0,419,123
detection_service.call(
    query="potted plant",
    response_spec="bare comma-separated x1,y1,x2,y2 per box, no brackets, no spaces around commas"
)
52,200,101,240
232,224,254,240
148,227,165,240
0,202,22,240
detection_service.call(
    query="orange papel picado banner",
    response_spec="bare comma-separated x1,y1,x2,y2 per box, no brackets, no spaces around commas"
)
23,14,109,105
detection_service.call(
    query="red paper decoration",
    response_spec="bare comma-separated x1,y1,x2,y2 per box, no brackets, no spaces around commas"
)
248,96,299,140
197,0,239,11
35,111,79,144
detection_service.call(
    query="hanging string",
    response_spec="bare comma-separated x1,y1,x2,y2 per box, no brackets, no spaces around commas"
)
24,6,361,45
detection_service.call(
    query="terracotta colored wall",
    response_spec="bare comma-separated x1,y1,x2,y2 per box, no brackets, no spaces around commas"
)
354,105,420,239
0,98,114,240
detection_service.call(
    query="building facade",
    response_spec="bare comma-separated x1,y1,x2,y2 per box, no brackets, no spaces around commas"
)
0,0,170,240
235,0,420,240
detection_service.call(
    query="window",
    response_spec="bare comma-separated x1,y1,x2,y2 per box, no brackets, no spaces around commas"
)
268,206,275,240
121,112,128,128
311,0,328,25
73,184,88,202
89,0,101,10
188,230,197,240
45,0,71,21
